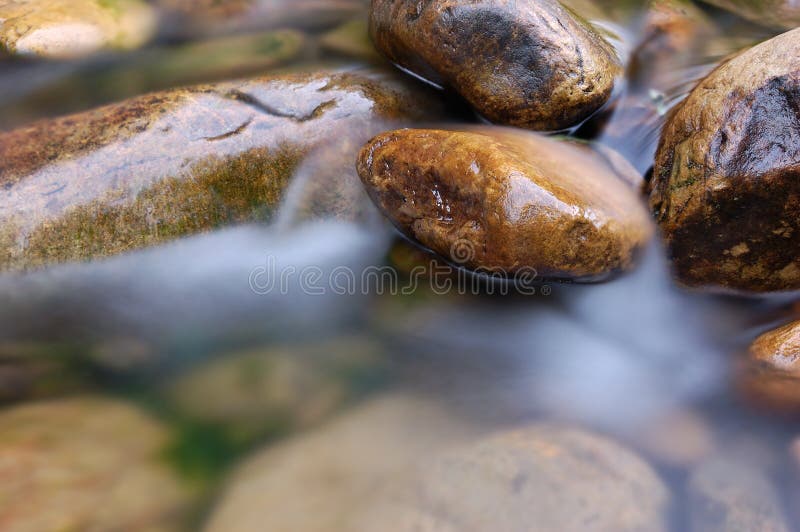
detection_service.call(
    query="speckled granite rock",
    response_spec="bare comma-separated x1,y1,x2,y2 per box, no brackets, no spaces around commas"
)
357,127,653,281
0,0,156,58
648,28,800,292
369,0,622,131
0,69,444,271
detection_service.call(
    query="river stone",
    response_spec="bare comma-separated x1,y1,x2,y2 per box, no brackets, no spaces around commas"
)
0,396,191,532
687,457,790,532
739,319,800,412
164,337,388,443
368,424,671,532
357,127,653,281
0,69,444,271
702,0,800,30
648,28,800,292
0,0,156,58
369,0,622,131
204,392,481,532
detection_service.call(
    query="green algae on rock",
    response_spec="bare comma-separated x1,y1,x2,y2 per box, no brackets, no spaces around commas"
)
0,0,157,58
0,396,192,532
648,28,800,293
0,69,444,271
357,127,653,281
369,0,622,131
702,0,800,30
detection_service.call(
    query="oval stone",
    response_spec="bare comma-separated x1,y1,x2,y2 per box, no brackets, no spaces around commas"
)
357,127,653,281
369,0,622,131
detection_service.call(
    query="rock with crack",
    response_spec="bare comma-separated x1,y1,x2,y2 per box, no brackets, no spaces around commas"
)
0,68,445,271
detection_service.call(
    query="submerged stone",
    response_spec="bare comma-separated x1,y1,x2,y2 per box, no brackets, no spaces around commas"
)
0,0,157,58
702,0,800,30
357,127,653,281
649,28,800,292
0,69,444,271
369,0,622,131
739,319,800,413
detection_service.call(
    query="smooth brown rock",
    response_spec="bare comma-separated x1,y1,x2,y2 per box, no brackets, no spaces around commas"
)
702,0,800,30
0,69,443,271
0,396,191,532
369,0,622,131
687,457,790,532
204,393,481,532
649,28,800,292
739,320,800,412
357,127,653,281
374,424,671,532
0,0,156,58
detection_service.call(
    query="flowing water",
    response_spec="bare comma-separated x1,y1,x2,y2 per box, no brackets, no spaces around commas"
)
1,1,799,530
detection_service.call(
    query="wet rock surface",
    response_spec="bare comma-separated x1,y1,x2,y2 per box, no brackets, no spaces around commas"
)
687,457,790,532
0,396,191,532
0,68,443,271
204,393,481,532
740,319,800,412
368,424,671,532
357,126,653,281
702,0,800,30
0,0,156,58
369,0,621,131
649,28,800,293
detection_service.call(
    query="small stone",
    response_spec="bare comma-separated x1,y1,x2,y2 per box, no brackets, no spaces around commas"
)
0,68,444,271
702,0,800,30
320,18,383,62
687,456,790,532
631,409,715,468
374,424,671,532
0,396,191,531
0,0,157,58
648,27,800,292
357,127,653,281
164,337,389,443
739,319,800,412
204,392,480,532
369,0,622,131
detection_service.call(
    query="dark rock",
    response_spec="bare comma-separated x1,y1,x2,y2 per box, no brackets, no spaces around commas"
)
648,28,800,292
369,0,622,131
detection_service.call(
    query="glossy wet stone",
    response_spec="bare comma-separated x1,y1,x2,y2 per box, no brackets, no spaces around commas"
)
703,0,800,30
374,424,670,532
649,28,800,293
0,396,191,531
204,393,481,532
369,0,622,131
0,0,156,58
739,319,800,412
0,69,444,271
357,127,653,281
688,457,790,532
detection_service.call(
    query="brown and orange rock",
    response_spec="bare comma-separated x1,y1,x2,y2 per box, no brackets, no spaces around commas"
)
0,69,444,272
740,319,800,412
357,127,653,281
649,28,800,293
369,0,622,131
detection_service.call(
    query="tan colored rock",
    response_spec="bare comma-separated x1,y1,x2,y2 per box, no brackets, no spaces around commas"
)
0,0,156,58
369,0,621,131
204,392,481,532
0,396,191,532
739,319,800,412
0,69,444,271
649,28,800,292
370,424,671,532
631,409,715,468
357,127,653,281
703,0,800,30
164,337,388,442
